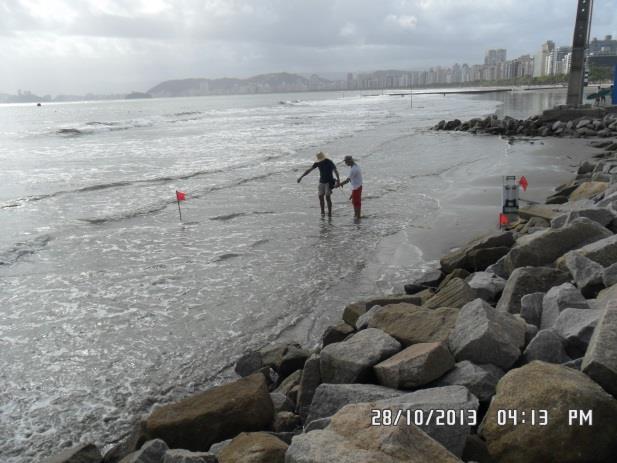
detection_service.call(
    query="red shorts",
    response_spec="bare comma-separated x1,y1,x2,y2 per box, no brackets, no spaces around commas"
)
351,186,362,208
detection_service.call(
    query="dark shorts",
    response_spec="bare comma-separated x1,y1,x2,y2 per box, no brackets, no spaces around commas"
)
351,186,362,208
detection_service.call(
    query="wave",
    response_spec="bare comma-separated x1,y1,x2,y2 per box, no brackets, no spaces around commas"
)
213,253,242,262
55,119,154,136
78,173,280,225
210,212,248,221
1,149,294,210
210,211,274,221
0,234,52,266
170,111,202,117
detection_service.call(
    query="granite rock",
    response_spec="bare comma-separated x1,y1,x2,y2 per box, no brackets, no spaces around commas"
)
320,328,401,383
519,292,544,327
306,383,404,423
43,444,103,463
448,299,526,369
480,361,617,463
433,360,504,402
368,303,459,346
496,267,570,314
218,432,287,463
502,218,612,274
286,403,461,463
144,374,273,451
375,385,479,457
374,342,455,389
540,283,590,330
465,272,506,302
522,329,571,364
582,303,617,397
554,308,602,358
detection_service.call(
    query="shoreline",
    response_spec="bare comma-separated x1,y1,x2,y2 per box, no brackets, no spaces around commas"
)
41,112,617,462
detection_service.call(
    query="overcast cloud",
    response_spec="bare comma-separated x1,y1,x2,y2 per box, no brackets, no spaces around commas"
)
1,0,617,95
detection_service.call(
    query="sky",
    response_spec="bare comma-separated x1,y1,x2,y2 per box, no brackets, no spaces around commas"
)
1,0,617,95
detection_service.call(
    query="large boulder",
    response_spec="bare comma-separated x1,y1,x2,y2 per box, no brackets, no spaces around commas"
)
144,374,274,451
557,234,617,269
404,269,444,294
496,266,570,314
480,361,617,463
540,283,590,330
270,393,294,414
466,247,512,272
433,360,504,402
603,262,617,287
554,308,602,358
448,299,526,370
374,342,455,389
342,302,366,326
321,322,354,347
550,207,615,229
341,296,425,326
286,403,462,463
235,343,308,380
522,329,571,364
596,282,617,309
375,385,479,457
296,353,321,419
568,181,608,201
502,218,612,274
163,450,217,463
354,305,383,330
306,383,404,423
319,328,401,383
218,433,287,463
440,231,514,273
119,439,168,463
42,444,103,463
424,278,476,309
582,303,617,397
465,272,506,302
519,292,544,327
563,252,604,296
367,303,459,346
102,420,147,463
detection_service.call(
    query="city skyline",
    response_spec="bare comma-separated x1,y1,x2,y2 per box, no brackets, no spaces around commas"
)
5,32,616,102
2,0,617,95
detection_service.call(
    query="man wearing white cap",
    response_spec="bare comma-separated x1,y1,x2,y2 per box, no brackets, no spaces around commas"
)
338,155,363,220
297,151,341,217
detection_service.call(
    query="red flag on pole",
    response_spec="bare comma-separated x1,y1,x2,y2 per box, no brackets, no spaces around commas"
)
499,213,509,226
176,191,186,201
519,176,528,192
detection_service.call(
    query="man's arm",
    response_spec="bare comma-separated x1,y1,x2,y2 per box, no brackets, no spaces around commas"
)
334,168,341,187
297,165,316,183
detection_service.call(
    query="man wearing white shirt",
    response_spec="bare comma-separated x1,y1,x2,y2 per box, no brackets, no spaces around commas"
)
339,155,363,220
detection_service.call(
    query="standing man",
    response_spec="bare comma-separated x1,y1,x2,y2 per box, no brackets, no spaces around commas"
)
297,152,340,217
339,155,363,220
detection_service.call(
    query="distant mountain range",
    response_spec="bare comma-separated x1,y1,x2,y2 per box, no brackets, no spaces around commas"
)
147,72,337,97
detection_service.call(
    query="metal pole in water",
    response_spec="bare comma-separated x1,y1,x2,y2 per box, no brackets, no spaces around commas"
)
566,0,593,106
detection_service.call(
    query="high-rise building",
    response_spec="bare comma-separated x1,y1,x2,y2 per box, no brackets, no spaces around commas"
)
485,49,507,65
534,40,555,77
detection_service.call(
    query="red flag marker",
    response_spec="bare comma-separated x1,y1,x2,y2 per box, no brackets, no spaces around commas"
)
519,176,528,192
499,213,509,227
175,190,186,221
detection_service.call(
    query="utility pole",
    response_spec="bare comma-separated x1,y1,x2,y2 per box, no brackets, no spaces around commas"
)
566,0,594,106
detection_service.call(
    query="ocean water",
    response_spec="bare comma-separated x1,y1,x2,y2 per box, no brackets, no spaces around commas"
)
0,88,569,460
